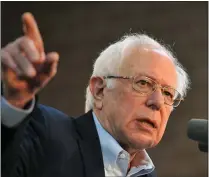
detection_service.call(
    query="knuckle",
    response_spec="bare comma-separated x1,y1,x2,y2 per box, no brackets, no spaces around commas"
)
16,36,28,44
4,42,18,56
18,36,30,48
16,36,36,53
21,36,33,46
1,49,9,60
19,37,39,60
4,36,25,54
1,51,13,67
5,43,14,51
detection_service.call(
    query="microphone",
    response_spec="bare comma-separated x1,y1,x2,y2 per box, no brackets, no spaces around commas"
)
187,119,208,152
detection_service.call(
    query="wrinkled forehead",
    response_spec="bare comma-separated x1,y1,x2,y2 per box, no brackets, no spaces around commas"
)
119,45,177,88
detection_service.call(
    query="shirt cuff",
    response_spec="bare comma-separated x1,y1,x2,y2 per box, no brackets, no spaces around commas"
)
1,97,35,127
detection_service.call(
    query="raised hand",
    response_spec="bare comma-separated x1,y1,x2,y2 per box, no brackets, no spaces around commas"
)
1,12,59,108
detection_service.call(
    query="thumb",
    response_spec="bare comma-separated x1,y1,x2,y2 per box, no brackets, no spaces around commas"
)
42,52,59,76
46,52,59,63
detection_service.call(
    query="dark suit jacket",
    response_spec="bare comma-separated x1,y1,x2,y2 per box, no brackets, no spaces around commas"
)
2,104,157,177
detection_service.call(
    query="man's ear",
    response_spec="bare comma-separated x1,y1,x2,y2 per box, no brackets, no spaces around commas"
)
89,76,106,109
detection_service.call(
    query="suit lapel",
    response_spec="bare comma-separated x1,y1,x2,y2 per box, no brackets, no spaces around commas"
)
74,111,105,177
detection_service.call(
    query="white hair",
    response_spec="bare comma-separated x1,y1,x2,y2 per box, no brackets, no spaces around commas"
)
85,33,190,112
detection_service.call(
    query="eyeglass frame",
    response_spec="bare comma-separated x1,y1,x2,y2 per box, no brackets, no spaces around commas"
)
103,75,184,107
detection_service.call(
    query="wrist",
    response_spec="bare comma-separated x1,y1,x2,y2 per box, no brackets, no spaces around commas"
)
5,99,29,109
4,92,33,109
3,87,34,109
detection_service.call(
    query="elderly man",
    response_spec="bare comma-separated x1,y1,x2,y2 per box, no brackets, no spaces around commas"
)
2,13,190,177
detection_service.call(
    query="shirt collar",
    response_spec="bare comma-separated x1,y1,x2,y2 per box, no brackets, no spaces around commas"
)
92,112,155,169
93,112,123,166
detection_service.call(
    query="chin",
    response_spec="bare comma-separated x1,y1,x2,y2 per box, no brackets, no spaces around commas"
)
128,133,156,149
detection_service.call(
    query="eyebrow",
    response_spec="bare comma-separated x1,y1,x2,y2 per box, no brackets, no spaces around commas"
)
136,72,175,88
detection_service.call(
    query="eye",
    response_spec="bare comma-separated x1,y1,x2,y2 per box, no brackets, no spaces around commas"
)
163,90,174,99
134,77,154,93
135,79,153,92
137,79,150,86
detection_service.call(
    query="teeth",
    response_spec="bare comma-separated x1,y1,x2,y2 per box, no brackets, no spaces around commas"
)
140,120,154,128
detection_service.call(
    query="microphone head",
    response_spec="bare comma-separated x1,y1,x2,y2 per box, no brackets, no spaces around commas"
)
198,142,208,152
187,119,208,144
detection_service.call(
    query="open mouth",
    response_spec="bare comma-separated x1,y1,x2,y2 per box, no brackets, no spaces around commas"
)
137,119,156,129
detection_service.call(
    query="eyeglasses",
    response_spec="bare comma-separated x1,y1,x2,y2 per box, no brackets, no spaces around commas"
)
103,75,184,107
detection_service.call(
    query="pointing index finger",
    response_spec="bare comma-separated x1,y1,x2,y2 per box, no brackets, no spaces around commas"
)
22,12,44,55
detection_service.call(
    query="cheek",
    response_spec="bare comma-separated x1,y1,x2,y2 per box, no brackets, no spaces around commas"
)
106,87,130,110
103,86,147,129
115,90,145,118
157,108,172,139
159,119,168,135
115,93,150,135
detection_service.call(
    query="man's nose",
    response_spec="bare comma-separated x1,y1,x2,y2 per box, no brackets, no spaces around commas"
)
146,88,164,110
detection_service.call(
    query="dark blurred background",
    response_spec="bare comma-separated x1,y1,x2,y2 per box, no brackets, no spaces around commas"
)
2,2,208,177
